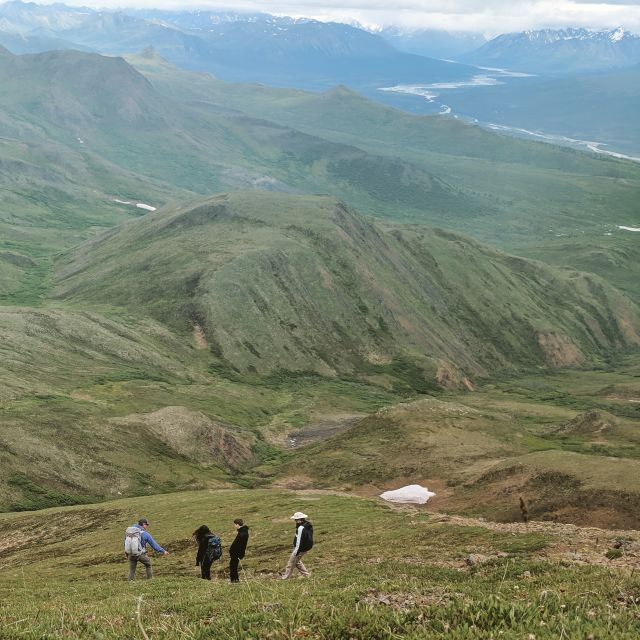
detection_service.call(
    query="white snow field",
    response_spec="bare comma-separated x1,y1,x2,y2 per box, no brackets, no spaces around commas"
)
380,485,436,504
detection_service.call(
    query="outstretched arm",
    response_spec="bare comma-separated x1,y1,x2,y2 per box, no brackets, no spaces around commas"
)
142,531,166,554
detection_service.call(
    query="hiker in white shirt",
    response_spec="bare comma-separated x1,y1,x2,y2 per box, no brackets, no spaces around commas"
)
281,511,313,579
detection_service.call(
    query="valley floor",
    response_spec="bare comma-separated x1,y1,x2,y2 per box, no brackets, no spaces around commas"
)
1,489,639,639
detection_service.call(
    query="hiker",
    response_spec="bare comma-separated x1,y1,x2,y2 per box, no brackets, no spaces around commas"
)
193,525,223,580
124,517,169,581
229,518,249,583
281,511,313,579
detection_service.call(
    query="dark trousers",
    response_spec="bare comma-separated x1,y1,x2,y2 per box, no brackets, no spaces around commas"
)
128,554,152,580
200,558,213,580
229,556,240,582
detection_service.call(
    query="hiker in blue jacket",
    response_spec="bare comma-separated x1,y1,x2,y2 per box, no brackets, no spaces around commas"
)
125,517,169,581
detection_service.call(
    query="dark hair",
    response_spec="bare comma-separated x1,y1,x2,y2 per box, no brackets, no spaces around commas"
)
234,518,244,526
138,517,148,526
192,525,211,542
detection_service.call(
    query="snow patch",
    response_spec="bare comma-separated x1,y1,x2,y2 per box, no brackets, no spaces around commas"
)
618,225,640,232
112,198,157,212
380,484,436,504
610,27,626,43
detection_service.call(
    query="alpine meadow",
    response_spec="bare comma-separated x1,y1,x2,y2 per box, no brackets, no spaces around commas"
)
1,2,640,639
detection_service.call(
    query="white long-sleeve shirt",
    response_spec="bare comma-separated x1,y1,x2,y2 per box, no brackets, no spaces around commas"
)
292,524,305,554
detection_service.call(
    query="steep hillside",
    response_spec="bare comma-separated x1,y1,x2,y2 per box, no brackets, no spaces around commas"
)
53,191,640,383
0,48,480,304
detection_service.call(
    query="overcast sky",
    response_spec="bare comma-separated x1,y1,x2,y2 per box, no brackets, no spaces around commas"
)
37,1,640,35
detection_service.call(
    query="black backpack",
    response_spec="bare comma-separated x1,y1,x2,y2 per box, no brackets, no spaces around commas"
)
299,521,313,552
204,533,222,562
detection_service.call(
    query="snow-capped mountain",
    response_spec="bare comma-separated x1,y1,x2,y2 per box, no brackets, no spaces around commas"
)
0,0,91,34
463,27,640,73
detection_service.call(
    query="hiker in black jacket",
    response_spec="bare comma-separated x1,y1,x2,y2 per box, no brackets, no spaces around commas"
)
281,511,313,579
193,525,220,580
229,518,249,583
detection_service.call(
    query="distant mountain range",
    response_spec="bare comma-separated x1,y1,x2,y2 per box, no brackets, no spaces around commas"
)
0,1,476,90
463,27,640,73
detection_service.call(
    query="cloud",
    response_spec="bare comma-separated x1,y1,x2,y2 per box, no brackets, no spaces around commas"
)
35,1,640,35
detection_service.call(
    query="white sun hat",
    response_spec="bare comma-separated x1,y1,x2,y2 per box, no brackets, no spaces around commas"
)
290,512,308,519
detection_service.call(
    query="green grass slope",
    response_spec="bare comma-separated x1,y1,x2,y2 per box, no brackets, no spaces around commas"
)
0,303,403,512
1,489,639,639
53,191,640,384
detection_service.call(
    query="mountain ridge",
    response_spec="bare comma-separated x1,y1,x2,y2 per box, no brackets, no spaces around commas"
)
463,27,640,73
53,191,640,383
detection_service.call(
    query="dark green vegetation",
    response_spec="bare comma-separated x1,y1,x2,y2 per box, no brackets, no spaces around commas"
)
128,53,640,302
1,47,640,528
1,489,639,639
53,190,640,378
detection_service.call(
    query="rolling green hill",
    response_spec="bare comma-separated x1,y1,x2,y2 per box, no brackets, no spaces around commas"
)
2,47,639,307
52,191,640,383
272,355,640,529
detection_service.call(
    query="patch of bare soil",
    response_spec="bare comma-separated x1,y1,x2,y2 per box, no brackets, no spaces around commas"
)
436,362,474,390
286,413,365,448
192,324,209,350
558,410,617,436
537,332,583,367
425,513,640,570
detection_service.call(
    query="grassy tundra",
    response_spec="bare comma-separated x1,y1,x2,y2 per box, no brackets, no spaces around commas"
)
1,489,639,639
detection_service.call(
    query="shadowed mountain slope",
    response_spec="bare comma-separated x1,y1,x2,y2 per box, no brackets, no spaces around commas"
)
53,191,640,384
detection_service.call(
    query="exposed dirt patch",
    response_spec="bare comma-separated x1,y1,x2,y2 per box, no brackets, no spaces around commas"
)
287,413,365,448
192,324,209,350
557,410,618,436
425,512,640,570
537,332,583,367
436,362,474,390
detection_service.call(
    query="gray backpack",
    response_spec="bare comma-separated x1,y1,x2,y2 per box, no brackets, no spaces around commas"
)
124,526,144,556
